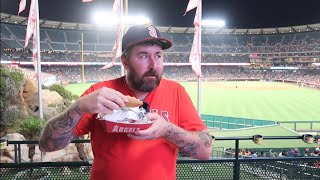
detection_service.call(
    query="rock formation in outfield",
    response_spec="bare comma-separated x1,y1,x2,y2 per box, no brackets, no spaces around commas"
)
1,66,90,163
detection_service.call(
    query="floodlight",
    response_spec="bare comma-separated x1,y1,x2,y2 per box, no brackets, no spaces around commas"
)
93,11,117,26
202,19,225,27
94,11,151,26
124,15,151,25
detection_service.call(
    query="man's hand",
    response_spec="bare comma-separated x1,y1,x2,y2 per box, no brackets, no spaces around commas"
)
78,87,128,115
127,113,169,140
127,113,213,160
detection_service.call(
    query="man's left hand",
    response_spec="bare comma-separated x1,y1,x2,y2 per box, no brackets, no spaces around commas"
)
127,113,169,140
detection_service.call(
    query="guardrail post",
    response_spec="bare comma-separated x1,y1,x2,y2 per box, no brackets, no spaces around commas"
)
18,144,21,163
310,122,313,131
233,139,240,180
14,144,18,164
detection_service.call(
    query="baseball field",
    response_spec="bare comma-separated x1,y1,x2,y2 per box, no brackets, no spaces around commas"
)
66,81,320,149
66,81,320,122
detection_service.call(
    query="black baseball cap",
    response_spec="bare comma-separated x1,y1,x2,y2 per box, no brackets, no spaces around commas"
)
122,24,172,52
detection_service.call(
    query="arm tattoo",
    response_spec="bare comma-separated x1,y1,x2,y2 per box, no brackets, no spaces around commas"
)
164,122,213,158
164,122,200,157
199,131,212,148
39,103,82,152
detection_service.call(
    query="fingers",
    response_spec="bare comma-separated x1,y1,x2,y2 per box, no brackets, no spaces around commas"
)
100,88,128,109
100,93,125,110
115,91,129,107
145,113,160,120
80,87,129,114
99,88,128,106
127,113,169,140
134,127,154,136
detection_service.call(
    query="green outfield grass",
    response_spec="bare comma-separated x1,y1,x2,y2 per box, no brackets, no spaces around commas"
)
181,81,320,122
66,81,320,123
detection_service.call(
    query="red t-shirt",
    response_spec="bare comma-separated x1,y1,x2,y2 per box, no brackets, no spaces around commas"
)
74,76,206,180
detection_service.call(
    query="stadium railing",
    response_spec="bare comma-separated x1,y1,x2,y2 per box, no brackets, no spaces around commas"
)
278,121,320,133
1,136,320,180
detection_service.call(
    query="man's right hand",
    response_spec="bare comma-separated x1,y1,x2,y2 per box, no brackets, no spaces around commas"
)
78,87,129,115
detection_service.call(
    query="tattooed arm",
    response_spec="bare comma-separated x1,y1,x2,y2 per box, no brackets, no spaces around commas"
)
39,87,128,152
128,113,213,160
164,123,212,160
39,102,83,152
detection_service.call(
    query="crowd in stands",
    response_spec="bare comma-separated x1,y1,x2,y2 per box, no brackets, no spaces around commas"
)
1,23,320,86
1,23,320,54
1,49,319,65
1,49,115,63
225,147,319,159
165,66,320,85
41,66,120,83
224,147,320,168
14,65,320,86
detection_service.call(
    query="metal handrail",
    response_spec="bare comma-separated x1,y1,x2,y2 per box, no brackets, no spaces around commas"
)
5,135,320,145
2,135,320,180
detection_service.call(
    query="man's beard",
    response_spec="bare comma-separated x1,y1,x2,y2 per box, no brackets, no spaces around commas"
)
127,68,162,92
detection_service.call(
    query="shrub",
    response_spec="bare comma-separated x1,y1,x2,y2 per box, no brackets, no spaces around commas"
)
0,65,25,131
18,116,46,140
0,65,24,103
72,94,79,99
49,84,76,101
0,106,25,132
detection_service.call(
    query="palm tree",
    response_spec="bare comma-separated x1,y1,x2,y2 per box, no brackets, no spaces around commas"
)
18,116,46,162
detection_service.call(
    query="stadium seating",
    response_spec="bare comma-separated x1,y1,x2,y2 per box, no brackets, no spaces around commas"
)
1,22,319,85
1,22,319,53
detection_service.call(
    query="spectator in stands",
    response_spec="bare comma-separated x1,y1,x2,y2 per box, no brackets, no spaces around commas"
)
312,151,319,157
294,148,300,157
305,148,311,156
251,151,258,158
269,149,275,157
39,24,212,180
279,150,288,157
245,149,251,156
238,149,244,156
258,150,266,157
225,148,234,158
288,149,295,157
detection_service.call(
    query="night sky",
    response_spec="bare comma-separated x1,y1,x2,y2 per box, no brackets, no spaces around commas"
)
1,0,320,28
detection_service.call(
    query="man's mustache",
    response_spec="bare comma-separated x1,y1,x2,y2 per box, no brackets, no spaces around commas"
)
143,70,158,77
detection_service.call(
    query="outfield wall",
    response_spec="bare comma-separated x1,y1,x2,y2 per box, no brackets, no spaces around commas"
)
202,114,320,133
201,78,320,89
201,114,276,129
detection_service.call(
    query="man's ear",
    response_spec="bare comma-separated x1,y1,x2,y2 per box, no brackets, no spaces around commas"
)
121,55,129,70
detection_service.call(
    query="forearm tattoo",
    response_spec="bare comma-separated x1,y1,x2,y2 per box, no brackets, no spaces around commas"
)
164,122,212,157
39,103,82,152
199,131,212,148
